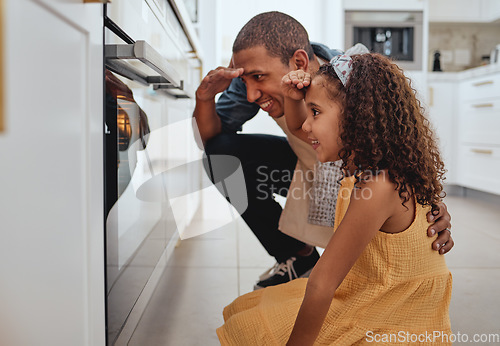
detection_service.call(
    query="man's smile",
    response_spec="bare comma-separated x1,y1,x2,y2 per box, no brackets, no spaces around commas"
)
258,99,273,112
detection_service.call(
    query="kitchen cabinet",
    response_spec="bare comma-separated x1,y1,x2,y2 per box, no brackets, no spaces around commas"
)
482,0,500,22
427,78,458,185
428,66,500,196
343,0,425,11
429,0,500,22
457,145,500,194
0,0,105,345
456,70,500,194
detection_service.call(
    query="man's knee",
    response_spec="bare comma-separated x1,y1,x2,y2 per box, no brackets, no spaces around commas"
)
204,133,238,156
203,134,242,186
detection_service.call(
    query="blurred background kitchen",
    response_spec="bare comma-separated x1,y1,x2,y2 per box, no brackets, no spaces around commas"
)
0,0,499,345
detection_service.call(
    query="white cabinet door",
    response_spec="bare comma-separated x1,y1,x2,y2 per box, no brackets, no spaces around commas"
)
429,0,482,22
482,0,500,21
457,145,500,195
456,71,500,195
0,1,104,345
427,81,458,184
343,0,425,11
429,0,500,22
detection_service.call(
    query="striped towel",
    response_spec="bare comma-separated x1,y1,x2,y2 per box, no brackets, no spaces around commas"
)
307,160,343,227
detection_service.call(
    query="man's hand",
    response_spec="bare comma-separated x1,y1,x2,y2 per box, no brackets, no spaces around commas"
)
281,69,311,101
193,61,243,144
196,66,244,101
427,202,453,254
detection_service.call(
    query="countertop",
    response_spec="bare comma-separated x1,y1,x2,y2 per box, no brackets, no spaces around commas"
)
428,64,500,81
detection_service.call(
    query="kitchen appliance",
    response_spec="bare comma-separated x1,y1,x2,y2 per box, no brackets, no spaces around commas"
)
490,44,500,64
103,0,202,344
345,11,423,70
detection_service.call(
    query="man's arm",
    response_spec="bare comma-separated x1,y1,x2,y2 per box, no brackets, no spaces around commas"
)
193,66,244,145
426,202,454,254
193,96,221,145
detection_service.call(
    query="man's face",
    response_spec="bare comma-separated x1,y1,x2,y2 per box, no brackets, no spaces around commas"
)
232,46,292,118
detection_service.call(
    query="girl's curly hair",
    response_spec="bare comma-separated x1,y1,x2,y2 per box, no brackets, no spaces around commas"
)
316,53,446,207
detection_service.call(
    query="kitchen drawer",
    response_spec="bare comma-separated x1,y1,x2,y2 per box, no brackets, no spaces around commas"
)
457,144,500,195
460,73,500,101
460,97,500,146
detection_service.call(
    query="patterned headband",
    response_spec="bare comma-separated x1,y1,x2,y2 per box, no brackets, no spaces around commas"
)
330,54,353,87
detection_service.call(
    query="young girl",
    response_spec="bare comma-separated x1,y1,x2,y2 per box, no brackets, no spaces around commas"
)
216,53,452,345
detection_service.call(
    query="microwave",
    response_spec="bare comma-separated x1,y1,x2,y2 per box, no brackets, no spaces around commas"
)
345,11,423,71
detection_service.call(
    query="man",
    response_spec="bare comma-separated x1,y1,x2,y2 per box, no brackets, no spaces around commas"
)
194,11,453,289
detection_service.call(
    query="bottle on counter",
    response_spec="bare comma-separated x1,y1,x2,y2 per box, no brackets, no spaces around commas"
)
433,50,442,72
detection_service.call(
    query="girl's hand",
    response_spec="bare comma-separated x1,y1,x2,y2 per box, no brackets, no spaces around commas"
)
281,69,311,101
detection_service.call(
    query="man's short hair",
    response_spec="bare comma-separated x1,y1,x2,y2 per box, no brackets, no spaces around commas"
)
233,11,315,66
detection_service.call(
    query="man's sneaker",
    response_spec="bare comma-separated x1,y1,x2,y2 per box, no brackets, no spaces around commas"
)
258,262,281,282
254,248,320,290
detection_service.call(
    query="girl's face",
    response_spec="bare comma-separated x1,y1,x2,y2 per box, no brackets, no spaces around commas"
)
302,76,343,163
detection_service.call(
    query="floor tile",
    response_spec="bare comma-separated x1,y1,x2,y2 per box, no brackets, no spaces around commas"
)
238,267,267,295
449,268,500,345
236,219,276,269
127,192,500,345
170,222,238,269
128,267,238,346
442,196,500,269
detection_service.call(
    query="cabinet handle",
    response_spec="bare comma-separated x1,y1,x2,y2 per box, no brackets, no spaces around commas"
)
472,103,494,108
473,80,493,87
471,148,493,155
429,87,434,107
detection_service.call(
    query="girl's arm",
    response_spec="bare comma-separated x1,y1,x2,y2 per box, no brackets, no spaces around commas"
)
281,70,310,144
287,175,399,346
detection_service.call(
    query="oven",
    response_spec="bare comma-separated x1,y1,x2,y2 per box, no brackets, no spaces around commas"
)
345,10,423,70
103,0,203,343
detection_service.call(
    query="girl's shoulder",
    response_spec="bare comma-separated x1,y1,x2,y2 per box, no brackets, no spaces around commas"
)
350,169,408,217
351,170,399,200
340,170,408,235
352,170,416,233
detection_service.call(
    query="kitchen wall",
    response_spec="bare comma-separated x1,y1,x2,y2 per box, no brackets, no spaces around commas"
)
214,0,342,68
429,22,500,71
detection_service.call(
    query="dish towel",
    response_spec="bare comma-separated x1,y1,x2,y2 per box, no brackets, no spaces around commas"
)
307,160,343,227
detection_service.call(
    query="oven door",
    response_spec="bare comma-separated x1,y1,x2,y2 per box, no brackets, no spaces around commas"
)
104,54,177,345
103,2,202,343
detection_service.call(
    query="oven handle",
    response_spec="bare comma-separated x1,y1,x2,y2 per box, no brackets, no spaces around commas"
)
105,40,182,89
153,83,195,99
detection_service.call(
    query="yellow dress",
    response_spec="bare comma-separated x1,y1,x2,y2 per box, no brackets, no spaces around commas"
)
217,176,452,345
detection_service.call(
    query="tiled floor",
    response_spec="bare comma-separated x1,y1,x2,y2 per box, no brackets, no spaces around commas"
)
129,190,500,345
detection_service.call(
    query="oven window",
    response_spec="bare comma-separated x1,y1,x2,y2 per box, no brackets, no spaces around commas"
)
353,26,414,62
104,69,176,344
345,11,423,70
